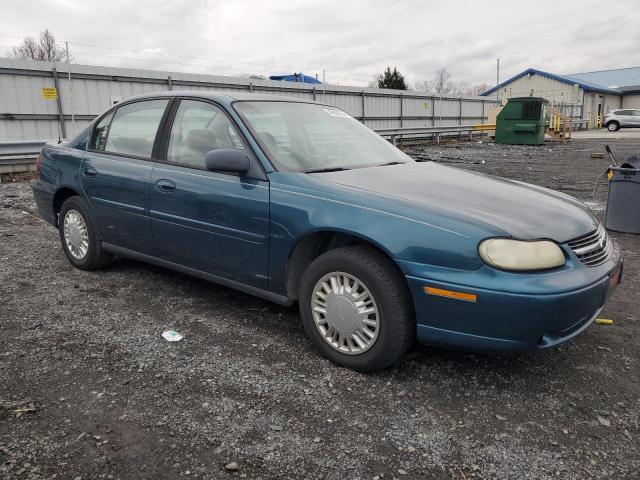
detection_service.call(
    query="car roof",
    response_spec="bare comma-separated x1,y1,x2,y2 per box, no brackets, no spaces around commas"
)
124,90,321,106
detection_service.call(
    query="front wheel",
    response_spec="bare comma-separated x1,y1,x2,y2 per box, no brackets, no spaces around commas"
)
607,121,620,132
58,196,113,270
299,246,414,372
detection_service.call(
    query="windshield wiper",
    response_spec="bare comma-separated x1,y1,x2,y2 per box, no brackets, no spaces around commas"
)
305,167,349,173
378,161,405,167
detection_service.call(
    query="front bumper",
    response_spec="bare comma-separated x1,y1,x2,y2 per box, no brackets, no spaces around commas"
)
399,240,623,351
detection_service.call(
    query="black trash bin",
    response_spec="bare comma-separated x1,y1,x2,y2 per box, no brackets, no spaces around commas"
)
605,156,640,234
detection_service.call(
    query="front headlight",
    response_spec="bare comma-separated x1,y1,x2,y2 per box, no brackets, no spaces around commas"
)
478,238,565,271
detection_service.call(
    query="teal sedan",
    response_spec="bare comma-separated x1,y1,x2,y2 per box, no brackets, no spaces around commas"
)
32,92,623,371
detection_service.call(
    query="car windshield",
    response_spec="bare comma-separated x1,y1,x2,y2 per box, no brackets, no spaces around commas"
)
234,101,414,172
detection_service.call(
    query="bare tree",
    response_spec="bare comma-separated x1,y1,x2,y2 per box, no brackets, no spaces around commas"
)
464,82,491,96
10,29,70,62
414,72,490,97
412,79,432,92
431,68,453,94
414,69,453,94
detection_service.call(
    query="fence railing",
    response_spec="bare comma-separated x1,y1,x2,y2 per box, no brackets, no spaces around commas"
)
0,140,50,174
374,124,497,145
0,117,596,175
0,124,497,174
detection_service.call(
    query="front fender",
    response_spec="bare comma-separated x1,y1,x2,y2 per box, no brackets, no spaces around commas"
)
267,173,503,295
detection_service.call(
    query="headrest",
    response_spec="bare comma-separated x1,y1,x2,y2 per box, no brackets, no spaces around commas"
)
186,129,217,153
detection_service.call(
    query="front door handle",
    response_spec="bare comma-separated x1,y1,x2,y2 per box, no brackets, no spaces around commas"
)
155,179,176,193
82,166,97,178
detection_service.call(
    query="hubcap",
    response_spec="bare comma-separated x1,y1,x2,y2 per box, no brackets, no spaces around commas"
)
311,272,379,355
608,123,617,131
63,209,89,260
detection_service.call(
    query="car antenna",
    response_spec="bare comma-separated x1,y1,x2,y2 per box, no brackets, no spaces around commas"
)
604,145,618,167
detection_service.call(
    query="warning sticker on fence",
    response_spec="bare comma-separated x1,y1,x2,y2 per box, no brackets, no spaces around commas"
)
41,87,57,100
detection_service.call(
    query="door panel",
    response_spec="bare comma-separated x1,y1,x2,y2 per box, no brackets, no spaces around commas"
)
81,99,170,254
150,164,270,288
150,98,269,288
81,154,154,253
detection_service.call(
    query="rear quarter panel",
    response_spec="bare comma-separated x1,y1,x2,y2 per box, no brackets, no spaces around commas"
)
32,143,87,226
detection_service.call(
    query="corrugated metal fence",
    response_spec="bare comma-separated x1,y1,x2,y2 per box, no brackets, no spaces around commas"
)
0,58,493,141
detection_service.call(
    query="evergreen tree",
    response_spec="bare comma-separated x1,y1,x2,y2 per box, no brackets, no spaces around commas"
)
375,67,408,90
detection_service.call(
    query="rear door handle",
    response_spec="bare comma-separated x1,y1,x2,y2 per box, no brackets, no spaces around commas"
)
82,166,97,178
155,179,176,193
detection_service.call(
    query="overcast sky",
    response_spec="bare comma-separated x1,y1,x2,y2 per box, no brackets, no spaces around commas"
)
1,0,639,88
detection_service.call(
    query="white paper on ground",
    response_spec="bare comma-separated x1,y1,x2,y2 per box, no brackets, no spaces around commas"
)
162,330,183,342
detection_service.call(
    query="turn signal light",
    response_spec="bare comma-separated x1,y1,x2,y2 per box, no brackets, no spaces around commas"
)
423,286,477,303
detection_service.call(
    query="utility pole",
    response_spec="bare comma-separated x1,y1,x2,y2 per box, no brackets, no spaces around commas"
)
496,58,500,106
65,41,75,135
322,69,326,84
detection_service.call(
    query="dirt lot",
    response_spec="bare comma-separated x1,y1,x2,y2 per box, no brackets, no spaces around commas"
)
1,137,639,479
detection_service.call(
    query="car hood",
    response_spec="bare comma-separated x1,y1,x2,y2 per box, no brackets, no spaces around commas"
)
314,162,598,243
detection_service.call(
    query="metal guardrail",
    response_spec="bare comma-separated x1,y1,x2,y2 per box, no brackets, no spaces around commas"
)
374,124,496,145
0,140,49,174
0,127,493,173
0,119,595,174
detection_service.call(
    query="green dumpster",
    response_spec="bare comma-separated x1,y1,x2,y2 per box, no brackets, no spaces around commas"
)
495,97,548,145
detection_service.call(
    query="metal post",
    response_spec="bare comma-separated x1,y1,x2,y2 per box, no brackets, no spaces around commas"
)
496,58,500,105
481,100,485,123
312,87,317,101
167,76,173,91
51,67,67,139
361,91,366,125
431,97,436,126
65,42,75,136
399,93,403,128
322,70,326,84
248,82,253,93
458,97,462,125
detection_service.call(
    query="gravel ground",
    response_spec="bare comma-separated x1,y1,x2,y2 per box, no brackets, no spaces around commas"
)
1,137,639,479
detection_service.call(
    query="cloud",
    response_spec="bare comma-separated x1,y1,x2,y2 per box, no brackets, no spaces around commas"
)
1,0,639,87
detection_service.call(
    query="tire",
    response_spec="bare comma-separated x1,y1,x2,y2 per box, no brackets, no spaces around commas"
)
607,121,620,132
299,246,414,372
58,196,113,270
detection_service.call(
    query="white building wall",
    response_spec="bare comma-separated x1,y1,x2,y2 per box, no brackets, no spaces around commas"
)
495,72,623,126
582,92,623,125
622,94,640,109
496,73,581,106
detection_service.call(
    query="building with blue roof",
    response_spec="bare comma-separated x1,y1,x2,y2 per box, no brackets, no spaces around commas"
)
481,67,640,127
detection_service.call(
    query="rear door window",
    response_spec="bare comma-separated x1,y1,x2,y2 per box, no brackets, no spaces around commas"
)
104,99,170,158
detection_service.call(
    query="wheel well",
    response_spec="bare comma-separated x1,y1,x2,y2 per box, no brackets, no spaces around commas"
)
286,231,403,300
606,120,619,126
52,187,79,226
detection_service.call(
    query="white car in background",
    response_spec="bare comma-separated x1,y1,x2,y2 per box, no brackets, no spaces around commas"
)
604,109,640,131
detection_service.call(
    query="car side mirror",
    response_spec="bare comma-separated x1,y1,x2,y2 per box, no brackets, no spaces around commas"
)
205,149,250,174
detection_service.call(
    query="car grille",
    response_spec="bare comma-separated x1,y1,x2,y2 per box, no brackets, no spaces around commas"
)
567,225,611,267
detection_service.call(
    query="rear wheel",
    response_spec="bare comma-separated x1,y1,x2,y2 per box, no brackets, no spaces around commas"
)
299,246,414,372
58,196,113,270
607,121,620,132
